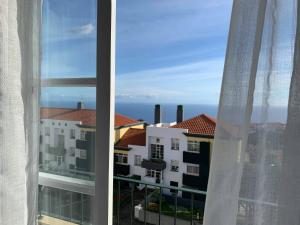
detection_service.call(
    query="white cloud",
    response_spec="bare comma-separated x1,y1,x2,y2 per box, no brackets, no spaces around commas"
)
116,58,225,104
69,23,95,35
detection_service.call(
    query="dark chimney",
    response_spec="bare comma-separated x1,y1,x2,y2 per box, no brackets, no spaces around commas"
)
177,105,184,123
154,104,161,124
77,101,85,110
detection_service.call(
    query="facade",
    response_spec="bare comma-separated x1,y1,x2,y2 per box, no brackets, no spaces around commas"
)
114,105,216,199
40,102,144,177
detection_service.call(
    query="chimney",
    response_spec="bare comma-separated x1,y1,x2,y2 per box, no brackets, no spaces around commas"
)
154,104,161,124
77,101,85,110
176,105,184,123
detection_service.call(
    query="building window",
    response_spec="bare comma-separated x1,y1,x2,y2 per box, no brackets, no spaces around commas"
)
79,150,87,159
69,147,75,157
170,181,178,193
55,156,64,166
151,144,164,159
171,138,180,150
80,131,86,140
170,160,179,172
187,165,199,176
134,155,142,166
70,129,76,139
146,169,161,180
45,127,50,136
114,153,128,164
188,141,201,153
45,144,50,153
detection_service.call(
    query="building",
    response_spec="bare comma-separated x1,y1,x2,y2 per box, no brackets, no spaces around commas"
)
114,105,216,199
40,102,144,176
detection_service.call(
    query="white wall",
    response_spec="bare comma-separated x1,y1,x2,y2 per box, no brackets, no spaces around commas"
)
40,119,80,170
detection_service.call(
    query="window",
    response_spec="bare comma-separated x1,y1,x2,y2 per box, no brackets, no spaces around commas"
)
187,165,199,176
45,144,50,153
80,131,86,140
170,181,178,193
69,147,75,157
45,127,50,136
79,150,87,160
115,153,128,164
146,170,161,180
70,129,76,139
171,138,180,150
170,160,179,172
188,141,201,153
134,155,142,166
56,155,64,166
151,144,164,159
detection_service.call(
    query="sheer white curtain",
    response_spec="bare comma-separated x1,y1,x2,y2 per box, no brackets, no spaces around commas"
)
203,0,300,225
0,0,40,225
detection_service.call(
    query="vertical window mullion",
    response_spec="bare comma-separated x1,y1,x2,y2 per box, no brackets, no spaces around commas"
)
94,0,116,224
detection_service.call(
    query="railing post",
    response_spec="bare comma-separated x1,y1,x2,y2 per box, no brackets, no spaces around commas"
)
144,184,148,225
117,180,121,225
191,193,194,225
159,187,162,225
174,193,177,225
131,183,134,225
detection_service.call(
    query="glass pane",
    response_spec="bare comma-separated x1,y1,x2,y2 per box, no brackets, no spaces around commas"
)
42,0,97,79
114,0,232,224
39,0,97,223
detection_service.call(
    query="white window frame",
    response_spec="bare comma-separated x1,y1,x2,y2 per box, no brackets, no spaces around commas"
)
188,140,201,153
38,0,116,224
186,164,199,176
171,138,180,150
115,153,128,164
151,144,164,159
45,127,50,136
80,130,86,140
70,129,76,139
134,155,142,166
170,160,179,172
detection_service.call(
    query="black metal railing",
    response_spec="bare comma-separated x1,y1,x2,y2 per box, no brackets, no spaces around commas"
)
113,176,206,225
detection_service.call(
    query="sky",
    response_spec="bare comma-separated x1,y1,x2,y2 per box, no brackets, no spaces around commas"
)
42,0,233,105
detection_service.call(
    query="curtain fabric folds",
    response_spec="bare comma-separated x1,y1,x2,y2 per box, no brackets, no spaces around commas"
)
203,0,300,225
0,0,40,225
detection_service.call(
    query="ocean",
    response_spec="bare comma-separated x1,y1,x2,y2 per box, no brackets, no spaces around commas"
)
41,101,218,123
42,101,287,123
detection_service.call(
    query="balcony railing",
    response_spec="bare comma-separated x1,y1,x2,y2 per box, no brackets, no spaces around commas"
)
38,172,279,225
141,159,167,170
183,151,201,164
47,147,66,155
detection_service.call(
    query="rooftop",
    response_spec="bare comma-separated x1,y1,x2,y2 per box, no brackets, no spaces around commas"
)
171,114,216,137
40,107,141,127
115,128,146,149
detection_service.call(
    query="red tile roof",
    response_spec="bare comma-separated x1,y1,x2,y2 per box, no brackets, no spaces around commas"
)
115,128,146,149
171,114,216,136
40,107,140,127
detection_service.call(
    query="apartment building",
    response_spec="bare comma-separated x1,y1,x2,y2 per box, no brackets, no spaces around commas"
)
40,102,144,176
114,105,216,199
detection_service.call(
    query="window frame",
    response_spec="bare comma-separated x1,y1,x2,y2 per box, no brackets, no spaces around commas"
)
38,0,116,224
171,138,180,150
134,155,142,166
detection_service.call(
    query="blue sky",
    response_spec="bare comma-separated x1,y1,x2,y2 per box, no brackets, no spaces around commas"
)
42,0,233,105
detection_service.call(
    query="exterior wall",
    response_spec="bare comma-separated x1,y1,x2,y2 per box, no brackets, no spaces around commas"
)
128,145,147,178
40,119,80,171
114,124,144,143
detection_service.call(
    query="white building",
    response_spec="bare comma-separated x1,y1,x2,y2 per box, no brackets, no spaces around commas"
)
114,105,216,199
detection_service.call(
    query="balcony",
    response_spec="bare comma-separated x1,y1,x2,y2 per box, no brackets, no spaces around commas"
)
182,173,201,189
114,163,130,176
141,159,167,170
47,147,66,156
76,139,89,150
183,151,201,164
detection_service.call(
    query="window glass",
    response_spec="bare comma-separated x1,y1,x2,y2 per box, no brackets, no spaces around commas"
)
38,1,97,224
187,165,199,176
134,155,142,166
171,160,179,172
188,140,201,153
171,138,180,150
